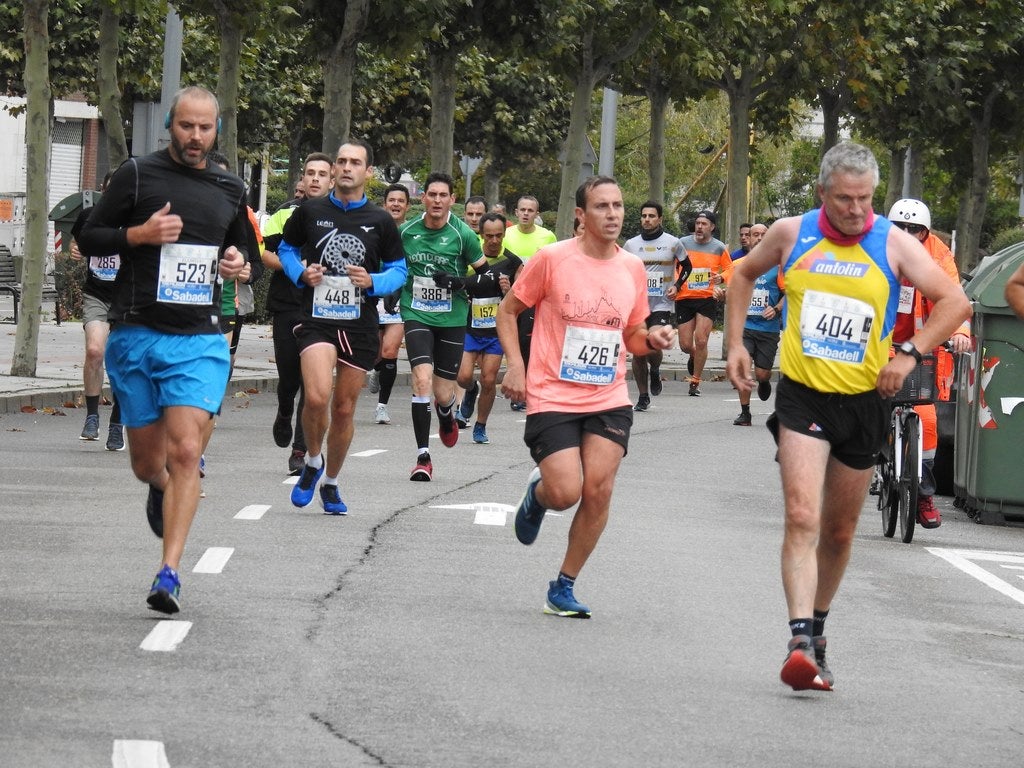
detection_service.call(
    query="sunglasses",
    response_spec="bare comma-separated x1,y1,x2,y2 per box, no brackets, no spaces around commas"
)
893,222,925,234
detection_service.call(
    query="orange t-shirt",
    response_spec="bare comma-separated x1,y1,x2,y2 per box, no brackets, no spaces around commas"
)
511,238,649,414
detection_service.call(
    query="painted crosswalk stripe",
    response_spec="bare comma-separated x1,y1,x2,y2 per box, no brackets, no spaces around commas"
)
235,504,270,520
192,547,234,574
111,739,170,768
140,620,192,652
351,449,387,457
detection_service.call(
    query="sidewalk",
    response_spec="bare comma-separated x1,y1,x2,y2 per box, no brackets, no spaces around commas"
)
0,318,728,414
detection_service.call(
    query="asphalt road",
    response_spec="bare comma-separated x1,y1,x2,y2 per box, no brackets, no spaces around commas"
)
2,379,1024,767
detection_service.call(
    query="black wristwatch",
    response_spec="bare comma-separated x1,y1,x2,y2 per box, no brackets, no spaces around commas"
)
896,340,923,364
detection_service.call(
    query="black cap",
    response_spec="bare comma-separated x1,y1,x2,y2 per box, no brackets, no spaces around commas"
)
695,209,717,226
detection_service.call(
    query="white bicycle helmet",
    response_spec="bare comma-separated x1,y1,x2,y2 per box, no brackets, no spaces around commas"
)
888,198,931,230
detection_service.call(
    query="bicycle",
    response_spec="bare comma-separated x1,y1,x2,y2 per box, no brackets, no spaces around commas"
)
871,354,936,543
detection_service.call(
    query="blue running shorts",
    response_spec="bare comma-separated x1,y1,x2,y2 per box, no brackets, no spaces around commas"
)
463,332,503,356
105,325,230,427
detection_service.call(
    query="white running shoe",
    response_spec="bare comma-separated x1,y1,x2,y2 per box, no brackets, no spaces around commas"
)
375,403,390,424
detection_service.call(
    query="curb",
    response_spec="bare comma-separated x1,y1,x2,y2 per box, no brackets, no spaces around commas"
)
0,364,733,416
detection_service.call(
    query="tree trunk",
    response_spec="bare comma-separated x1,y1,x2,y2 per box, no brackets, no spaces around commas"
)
483,164,501,210
428,44,458,176
213,1,243,173
955,92,996,270
647,78,669,205
724,80,753,252
885,146,906,215
11,0,50,377
556,75,597,240
322,0,369,155
905,145,925,200
817,87,842,156
97,1,127,168
322,39,356,154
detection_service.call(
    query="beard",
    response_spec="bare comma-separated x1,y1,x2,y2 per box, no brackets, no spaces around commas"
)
170,133,210,168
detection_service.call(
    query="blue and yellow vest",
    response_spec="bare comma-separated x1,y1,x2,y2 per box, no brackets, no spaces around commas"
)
780,210,899,394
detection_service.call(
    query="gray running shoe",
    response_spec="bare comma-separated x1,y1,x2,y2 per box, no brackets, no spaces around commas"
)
813,636,835,689
367,369,380,394
105,423,125,451
80,413,100,440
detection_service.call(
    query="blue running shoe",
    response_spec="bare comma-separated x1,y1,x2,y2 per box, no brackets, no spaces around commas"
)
544,577,591,618
146,485,164,538
320,483,348,515
472,423,489,444
199,454,206,478
291,461,324,507
514,467,546,545
147,565,181,614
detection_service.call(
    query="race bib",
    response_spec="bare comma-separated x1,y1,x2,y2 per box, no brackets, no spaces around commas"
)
646,267,665,297
88,254,120,282
312,275,361,320
897,284,914,314
376,299,403,325
470,297,500,330
747,288,770,316
411,275,452,313
688,267,711,290
157,244,217,305
559,325,619,386
799,289,874,364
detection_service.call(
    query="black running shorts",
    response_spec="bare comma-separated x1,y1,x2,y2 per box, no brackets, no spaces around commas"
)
768,377,888,470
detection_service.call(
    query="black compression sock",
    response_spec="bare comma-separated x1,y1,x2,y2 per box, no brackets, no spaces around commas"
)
789,618,813,638
813,609,829,638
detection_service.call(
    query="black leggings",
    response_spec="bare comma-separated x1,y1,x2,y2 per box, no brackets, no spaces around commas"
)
272,310,305,451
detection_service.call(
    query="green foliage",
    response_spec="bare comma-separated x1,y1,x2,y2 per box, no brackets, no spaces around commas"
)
980,197,1023,250
988,224,1024,255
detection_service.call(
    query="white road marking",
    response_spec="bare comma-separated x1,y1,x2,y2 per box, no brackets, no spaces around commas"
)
351,449,387,457
429,502,564,526
139,620,193,652
283,476,298,486
927,548,1024,606
192,547,234,574
472,503,511,526
111,739,170,768
234,504,270,520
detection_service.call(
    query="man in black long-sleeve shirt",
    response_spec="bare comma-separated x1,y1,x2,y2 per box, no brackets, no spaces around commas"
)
77,86,249,615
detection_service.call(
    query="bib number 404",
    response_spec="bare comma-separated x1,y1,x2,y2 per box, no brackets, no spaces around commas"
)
816,313,855,341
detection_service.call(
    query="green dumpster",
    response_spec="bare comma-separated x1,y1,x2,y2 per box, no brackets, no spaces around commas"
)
951,252,1012,501
956,243,1024,525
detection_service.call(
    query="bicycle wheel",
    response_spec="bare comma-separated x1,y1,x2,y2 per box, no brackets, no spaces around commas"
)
876,437,898,538
898,413,920,543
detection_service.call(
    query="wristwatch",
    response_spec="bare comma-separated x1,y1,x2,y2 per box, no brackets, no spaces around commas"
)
896,340,923,364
